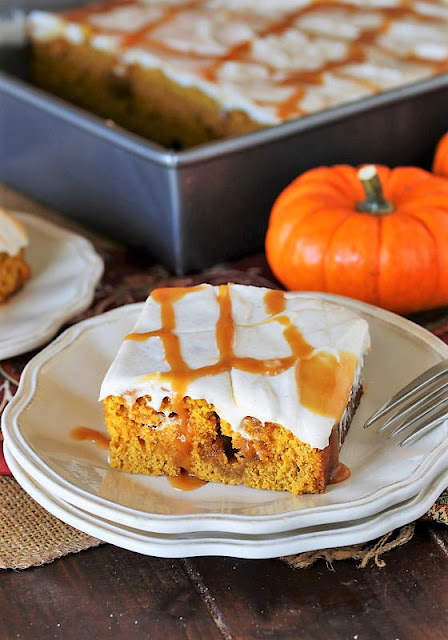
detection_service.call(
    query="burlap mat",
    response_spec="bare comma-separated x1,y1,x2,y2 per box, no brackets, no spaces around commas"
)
0,476,102,570
1,247,448,571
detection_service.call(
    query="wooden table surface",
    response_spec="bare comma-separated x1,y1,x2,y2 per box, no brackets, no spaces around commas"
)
1,186,448,640
1,523,447,639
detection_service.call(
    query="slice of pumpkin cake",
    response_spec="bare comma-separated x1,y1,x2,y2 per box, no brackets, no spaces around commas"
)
100,284,370,495
0,208,31,304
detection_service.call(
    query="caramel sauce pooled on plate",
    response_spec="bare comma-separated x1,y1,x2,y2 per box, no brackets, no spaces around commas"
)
328,462,351,485
70,426,110,450
169,469,207,491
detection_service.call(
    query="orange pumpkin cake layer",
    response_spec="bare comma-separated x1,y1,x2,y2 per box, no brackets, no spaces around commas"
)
28,0,448,149
100,284,370,495
0,208,30,304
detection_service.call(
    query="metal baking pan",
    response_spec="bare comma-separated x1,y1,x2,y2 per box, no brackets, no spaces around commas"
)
1,3,448,274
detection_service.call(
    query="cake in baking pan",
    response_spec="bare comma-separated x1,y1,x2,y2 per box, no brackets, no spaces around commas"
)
100,284,370,495
0,208,31,303
28,0,448,149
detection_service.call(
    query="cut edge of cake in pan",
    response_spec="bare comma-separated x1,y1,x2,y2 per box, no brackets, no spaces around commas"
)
100,284,370,495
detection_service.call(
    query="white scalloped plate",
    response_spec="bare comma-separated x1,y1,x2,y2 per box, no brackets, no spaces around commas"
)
4,440,448,559
0,212,103,359
2,295,448,535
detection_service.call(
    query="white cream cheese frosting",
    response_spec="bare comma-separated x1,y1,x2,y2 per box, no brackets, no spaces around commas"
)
0,208,28,256
100,284,370,450
27,0,448,126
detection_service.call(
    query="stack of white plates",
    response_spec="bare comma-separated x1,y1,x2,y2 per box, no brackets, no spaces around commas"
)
3,297,448,559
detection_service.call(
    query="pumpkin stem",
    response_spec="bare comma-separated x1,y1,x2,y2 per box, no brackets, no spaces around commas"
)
356,165,394,215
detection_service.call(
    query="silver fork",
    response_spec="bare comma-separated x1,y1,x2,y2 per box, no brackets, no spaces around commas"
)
364,359,448,446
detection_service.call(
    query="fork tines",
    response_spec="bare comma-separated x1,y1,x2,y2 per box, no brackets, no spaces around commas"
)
364,359,448,447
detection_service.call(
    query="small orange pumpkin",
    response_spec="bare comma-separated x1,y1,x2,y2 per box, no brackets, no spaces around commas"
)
433,132,448,178
265,164,448,315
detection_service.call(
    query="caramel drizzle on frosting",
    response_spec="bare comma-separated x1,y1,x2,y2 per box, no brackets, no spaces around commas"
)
124,284,358,471
59,0,448,120
125,284,357,422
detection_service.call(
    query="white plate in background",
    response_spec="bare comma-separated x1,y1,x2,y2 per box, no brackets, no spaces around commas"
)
0,212,103,359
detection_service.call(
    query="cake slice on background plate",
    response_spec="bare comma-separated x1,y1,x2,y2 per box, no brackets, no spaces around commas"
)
0,207,31,304
100,284,370,495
